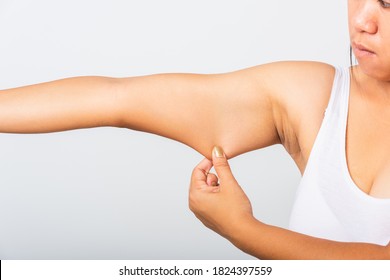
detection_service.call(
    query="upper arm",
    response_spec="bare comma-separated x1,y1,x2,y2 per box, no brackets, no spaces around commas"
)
118,66,279,159
118,61,335,160
219,61,335,163
199,66,282,158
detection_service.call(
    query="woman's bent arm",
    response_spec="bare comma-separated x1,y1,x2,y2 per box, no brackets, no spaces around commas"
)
233,219,390,260
190,147,390,260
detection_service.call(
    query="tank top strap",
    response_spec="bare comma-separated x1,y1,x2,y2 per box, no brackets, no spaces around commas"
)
323,66,350,122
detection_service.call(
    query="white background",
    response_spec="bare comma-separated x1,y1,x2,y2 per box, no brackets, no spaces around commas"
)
0,0,350,259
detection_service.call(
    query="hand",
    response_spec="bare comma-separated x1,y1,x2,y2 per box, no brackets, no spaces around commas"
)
189,146,254,240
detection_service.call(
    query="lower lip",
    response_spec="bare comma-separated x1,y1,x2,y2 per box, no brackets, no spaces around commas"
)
353,46,376,58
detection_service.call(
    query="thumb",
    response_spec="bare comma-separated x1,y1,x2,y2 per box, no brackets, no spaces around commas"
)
212,146,236,184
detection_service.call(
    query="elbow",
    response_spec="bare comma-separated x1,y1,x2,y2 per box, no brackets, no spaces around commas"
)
110,77,134,129
385,242,390,260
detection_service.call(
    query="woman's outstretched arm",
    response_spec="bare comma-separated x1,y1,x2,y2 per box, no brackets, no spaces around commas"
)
0,65,284,158
0,61,335,159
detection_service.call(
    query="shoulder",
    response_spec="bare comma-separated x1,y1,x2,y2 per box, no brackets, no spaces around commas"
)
268,61,335,119
253,60,335,98
238,61,335,113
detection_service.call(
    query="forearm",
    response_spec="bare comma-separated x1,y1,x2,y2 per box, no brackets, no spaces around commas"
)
0,76,122,133
230,218,390,260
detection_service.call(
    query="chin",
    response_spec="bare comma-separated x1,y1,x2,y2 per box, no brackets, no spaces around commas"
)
355,60,390,82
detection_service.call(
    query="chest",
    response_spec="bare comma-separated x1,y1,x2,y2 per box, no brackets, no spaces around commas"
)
295,82,390,199
346,91,390,199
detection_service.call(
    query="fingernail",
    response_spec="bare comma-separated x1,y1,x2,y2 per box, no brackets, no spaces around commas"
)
213,146,225,158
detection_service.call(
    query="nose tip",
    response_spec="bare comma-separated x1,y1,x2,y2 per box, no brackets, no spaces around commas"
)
355,18,378,34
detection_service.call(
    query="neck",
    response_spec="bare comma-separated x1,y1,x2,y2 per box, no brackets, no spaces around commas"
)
352,65,390,103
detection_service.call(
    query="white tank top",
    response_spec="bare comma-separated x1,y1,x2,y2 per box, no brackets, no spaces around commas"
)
289,66,390,246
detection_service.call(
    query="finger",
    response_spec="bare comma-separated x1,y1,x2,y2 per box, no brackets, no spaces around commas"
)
191,158,213,185
206,172,219,186
212,146,237,183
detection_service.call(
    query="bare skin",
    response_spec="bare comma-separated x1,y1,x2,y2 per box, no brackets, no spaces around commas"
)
347,0,390,198
0,0,390,258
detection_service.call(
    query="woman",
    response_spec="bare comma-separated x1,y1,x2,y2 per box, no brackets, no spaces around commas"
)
0,0,389,259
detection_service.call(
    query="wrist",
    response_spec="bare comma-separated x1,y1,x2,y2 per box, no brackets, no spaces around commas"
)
227,215,265,252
